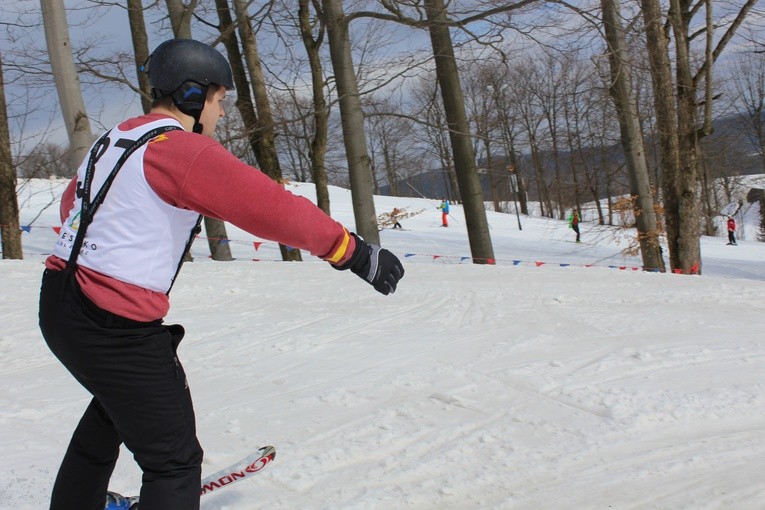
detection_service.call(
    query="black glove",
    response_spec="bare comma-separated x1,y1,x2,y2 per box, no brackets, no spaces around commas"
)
334,233,404,295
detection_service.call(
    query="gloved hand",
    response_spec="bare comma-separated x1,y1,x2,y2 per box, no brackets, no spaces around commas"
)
334,233,404,295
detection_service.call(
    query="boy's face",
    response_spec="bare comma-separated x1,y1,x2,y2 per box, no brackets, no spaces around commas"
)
200,86,227,137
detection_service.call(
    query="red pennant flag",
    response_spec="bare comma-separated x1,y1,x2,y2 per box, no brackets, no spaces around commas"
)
52,226,61,235
253,242,263,251
535,261,545,267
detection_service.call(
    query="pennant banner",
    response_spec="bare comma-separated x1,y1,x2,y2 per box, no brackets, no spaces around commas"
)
13,222,691,276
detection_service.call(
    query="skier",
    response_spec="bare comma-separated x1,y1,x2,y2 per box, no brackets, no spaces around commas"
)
391,207,403,229
727,216,737,245
438,199,450,227
568,209,581,243
38,39,404,510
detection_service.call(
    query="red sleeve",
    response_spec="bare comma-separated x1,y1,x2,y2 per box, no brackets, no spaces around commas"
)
60,178,77,223
144,133,355,264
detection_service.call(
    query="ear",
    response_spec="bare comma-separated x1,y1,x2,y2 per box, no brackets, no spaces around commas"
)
171,82,208,114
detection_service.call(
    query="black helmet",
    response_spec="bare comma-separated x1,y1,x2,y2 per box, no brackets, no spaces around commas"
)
146,39,234,132
148,39,234,96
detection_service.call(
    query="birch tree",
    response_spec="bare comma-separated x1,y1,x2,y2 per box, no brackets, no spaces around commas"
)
40,0,95,170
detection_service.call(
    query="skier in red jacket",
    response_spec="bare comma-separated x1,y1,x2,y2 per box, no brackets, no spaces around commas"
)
38,39,404,510
726,216,737,245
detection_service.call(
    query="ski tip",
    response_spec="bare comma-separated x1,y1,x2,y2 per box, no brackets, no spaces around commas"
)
107,446,279,506
198,445,277,497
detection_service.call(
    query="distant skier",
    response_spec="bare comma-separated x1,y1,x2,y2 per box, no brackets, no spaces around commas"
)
391,207,403,229
438,199,450,227
568,209,581,243
727,216,737,245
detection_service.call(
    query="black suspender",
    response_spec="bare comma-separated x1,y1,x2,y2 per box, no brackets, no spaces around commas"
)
67,124,200,294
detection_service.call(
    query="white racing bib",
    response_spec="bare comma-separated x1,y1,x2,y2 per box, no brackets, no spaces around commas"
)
53,119,200,293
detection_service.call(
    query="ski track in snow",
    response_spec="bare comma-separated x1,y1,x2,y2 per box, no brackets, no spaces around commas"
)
2,180,765,509
2,262,764,509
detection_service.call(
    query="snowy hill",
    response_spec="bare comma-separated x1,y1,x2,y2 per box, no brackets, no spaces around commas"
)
2,178,765,509
14,177,765,279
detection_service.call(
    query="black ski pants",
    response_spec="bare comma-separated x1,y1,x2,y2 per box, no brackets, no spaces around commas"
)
39,268,203,510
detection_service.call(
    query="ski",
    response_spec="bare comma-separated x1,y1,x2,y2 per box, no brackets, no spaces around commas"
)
105,445,276,509
200,445,276,496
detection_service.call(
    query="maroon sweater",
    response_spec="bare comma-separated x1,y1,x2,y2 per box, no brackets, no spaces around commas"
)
46,113,355,321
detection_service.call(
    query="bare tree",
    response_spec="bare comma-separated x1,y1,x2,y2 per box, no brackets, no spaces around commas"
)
484,65,528,216
601,0,664,272
222,0,303,261
0,47,22,259
510,57,554,218
640,0,758,274
166,0,197,39
730,51,765,174
298,0,332,214
365,98,416,197
424,0,494,263
126,0,152,114
322,0,380,244
15,143,72,178
164,0,234,262
231,0,280,179
409,76,457,200
40,0,96,170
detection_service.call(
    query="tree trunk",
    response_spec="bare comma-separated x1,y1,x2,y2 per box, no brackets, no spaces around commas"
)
424,0,494,264
299,0,331,215
641,0,682,271
322,0,379,245
497,102,528,215
165,0,232,261
126,0,152,114
699,155,716,236
40,0,95,170
602,0,665,272
229,0,302,261
641,0,757,273
165,0,196,39
0,49,22,259
668,0,702,274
